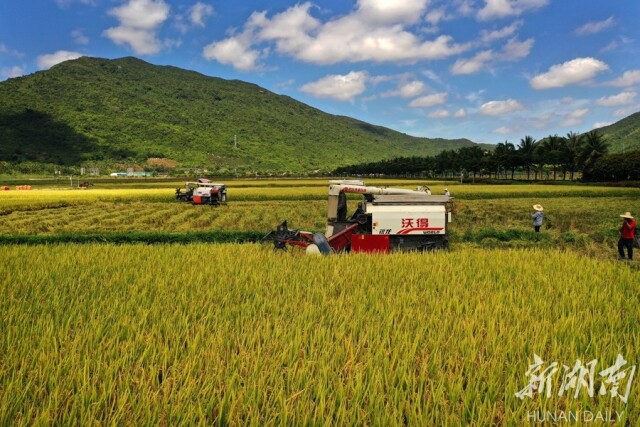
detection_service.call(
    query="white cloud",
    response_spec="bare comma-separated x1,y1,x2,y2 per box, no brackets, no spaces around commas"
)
605,70,640,87
428,109,450,118
477,0,549,21
189,2,214,27
454,108,467,118
530,57,609,89
421,70,442,84
104,0,170,55
1,65,25,80
561,108,589,127
451,50,494,75
37,50,83,69
493,126,513,134
592,121,612,129
567,108,589,119
300,71,368,101
480,20,521,43
401,119,418,127
425,7,449,25
72,29,90,45
202,35,263,71
55,0,95,7
397,81,427,98
356,0,430,25
408,92,448,108
465,90,485,103
203,2,469,70
498,37,533,60
479,99,523,115
596,91,636,107
600,40,619,53
0,43,24,58
575,16,615,36
451,37,532,75
613,106,640,117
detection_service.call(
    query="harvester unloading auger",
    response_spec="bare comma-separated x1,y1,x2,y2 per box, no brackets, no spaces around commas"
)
264,180,453,254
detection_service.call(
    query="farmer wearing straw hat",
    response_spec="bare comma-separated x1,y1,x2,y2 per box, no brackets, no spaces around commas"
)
618,212,636,260
531,204,544,232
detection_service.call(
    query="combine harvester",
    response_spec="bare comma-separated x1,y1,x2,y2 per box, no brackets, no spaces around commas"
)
175,178,227,206
265,180,453,254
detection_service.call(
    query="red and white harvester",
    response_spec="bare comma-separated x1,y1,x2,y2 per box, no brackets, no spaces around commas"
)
175,178,227,206
264,180,453,254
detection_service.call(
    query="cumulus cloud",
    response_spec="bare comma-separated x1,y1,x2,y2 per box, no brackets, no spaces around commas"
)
394,81,427,98
408,92,448,108
37,50,83,69
605,70,640,87
613,106,640,117
479,99,523,115
1,65,25,80
561,108,589,127
428,109,450,118
202,35,263,71
480,20,522,43
0,43,24,58
300,71,368,101
454,108,467,118
189,2,214,27
72,29,89,45
104,0,170,55
592,121,612,129
493,126,513,134
575,16,615,36
203,2,468,70
55,0,95,7
499,37,533,60
477,0,549,21
530,57,609,89
356,0,430,25
596,91,636,107
451,37,532,74
451,50,493,74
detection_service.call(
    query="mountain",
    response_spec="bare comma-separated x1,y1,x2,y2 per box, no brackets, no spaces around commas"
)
0,56,482,174
593,112,640,153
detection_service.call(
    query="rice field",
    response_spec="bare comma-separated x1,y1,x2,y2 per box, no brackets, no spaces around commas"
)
0,179,638,424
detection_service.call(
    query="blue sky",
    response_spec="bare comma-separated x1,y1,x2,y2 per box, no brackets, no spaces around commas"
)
1,0,639,145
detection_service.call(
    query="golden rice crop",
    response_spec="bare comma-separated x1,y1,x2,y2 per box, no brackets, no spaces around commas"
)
0,244,637,425
2,183,638,212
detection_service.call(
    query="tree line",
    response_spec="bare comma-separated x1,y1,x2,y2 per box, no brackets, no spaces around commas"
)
334,131,611,181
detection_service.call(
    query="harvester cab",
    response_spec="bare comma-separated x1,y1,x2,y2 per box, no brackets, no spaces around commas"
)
176,178,227,206
264,180,453,254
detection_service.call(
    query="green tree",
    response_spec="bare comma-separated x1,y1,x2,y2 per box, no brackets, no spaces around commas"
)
518,136,536,180
562,131,583,181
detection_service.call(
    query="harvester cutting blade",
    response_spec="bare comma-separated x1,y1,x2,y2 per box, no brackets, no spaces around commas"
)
262,220,302,251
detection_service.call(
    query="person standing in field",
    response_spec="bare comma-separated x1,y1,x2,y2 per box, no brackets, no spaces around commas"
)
531,204,544,232
444,188,450,196
618,212,636,260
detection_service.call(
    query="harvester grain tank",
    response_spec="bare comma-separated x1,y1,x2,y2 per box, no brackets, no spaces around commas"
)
265,180,453,253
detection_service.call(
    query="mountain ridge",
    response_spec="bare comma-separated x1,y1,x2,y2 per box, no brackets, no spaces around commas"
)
0,56,483,174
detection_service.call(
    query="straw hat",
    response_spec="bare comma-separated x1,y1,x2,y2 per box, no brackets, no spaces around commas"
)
533,204,544,212
620,211,634,219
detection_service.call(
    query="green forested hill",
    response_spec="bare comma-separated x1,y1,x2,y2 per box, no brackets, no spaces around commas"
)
0,56,480,174
594,112,640,153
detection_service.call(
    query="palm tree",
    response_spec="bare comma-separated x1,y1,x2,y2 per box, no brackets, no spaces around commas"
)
563,131,583,181
540,135,564,180
518,136,536,180
580,130,609,167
